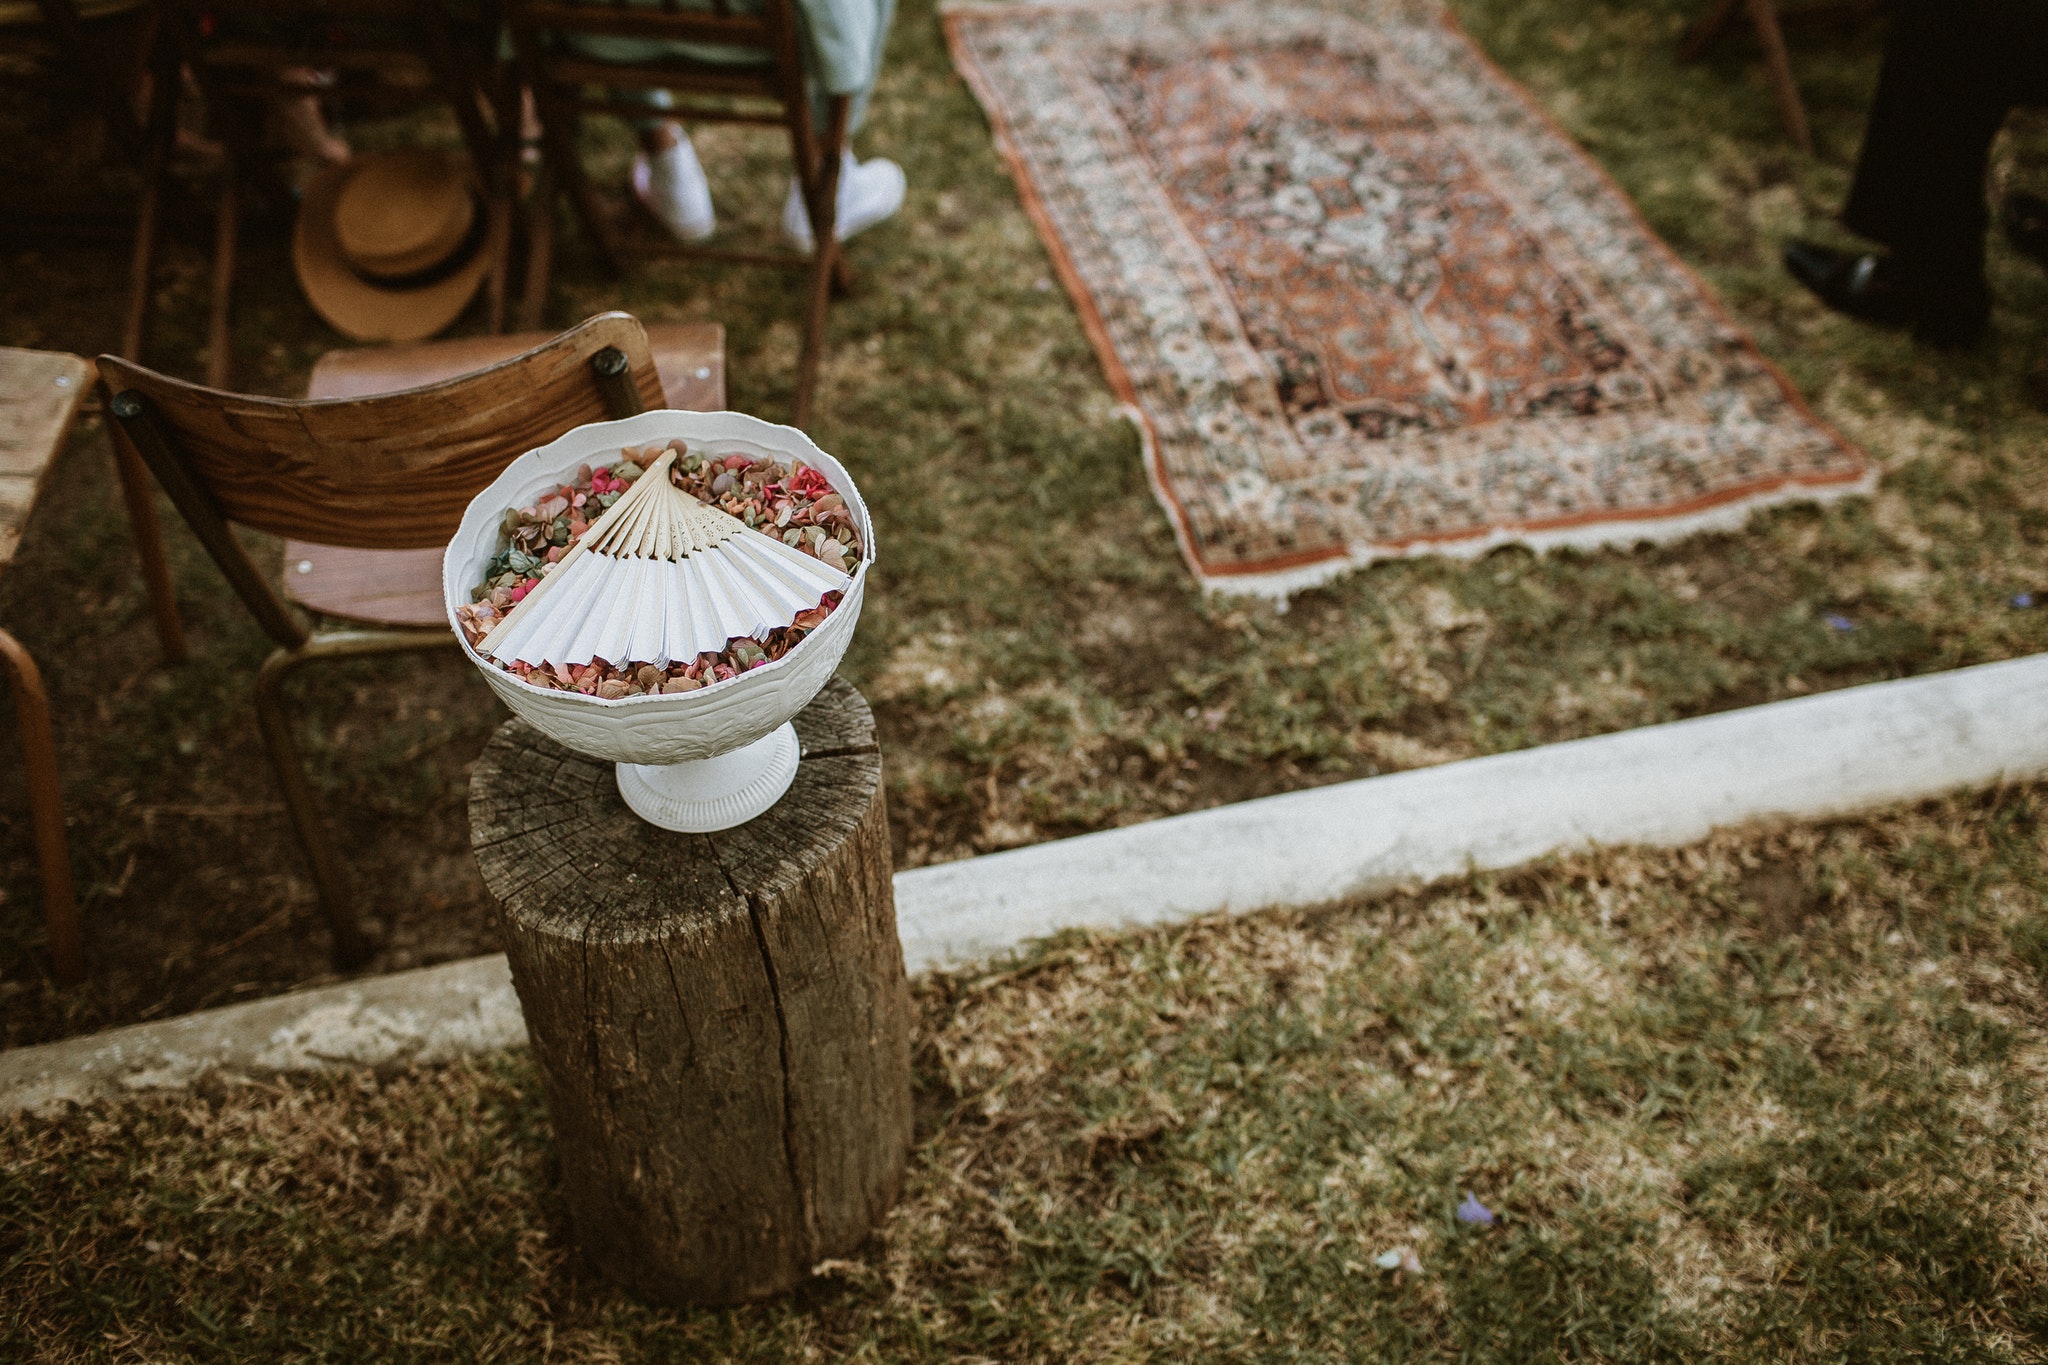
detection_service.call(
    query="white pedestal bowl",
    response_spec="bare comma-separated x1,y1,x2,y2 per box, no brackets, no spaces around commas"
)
444,410,875,832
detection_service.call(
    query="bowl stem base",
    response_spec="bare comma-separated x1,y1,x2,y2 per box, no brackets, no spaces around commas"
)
615,723,801,832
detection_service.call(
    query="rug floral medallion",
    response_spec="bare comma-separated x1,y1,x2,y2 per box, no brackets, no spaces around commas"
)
945,0,1871,596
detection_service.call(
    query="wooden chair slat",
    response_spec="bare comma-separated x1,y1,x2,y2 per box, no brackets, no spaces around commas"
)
572,95,785,126
194,0,424,18
519,5,771,46
197,44,438,79
552,58,777,97
96,313,664,551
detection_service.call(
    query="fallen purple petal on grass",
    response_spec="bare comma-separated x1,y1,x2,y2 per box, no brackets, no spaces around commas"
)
1824,614,1856,632
1456,1192,1496,1226
2013,593,2035,609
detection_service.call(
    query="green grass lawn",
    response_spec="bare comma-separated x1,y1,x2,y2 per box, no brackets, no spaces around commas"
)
4,0,2048,1042
6,783,2047,1361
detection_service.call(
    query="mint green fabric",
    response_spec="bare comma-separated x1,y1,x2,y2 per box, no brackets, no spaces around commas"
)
566,0,895,129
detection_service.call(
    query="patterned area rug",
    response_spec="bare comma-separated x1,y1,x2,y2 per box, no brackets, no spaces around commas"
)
945,0,1871,596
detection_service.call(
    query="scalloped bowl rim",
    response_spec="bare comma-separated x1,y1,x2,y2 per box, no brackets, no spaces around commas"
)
441,409,876,712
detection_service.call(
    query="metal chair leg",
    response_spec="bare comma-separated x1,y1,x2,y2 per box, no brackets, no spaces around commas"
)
255,643,368,970
119,23,175,366
794,237,837,431
1678,0,1742,62
1743,0,1813,153
519,159,556,332
537,92,617,275
0,628,81,985
106,419,188,665
1678,0,1813,153
253,629,454,971
204,163,238,391
114,29,191,665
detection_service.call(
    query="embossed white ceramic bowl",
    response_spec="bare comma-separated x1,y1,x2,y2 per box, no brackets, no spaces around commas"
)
444,411,874,828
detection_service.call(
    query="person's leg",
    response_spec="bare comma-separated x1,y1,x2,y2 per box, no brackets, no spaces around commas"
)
553,29,717,243
780,0,904,249
274,67,351,168
1784,0,2048,342
1838,0,2019,287
619,89,714,242
780,147,905,250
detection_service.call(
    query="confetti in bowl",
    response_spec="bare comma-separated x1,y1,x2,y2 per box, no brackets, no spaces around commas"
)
443,410,875,831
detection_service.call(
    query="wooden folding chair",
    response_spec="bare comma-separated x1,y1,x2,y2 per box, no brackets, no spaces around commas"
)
95,311,705,970
0,348,96,985
510,0,850,427
0,2,190,667
150,0,517,391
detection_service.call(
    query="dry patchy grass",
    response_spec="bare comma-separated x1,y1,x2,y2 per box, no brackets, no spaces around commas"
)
5,0,2048,1044
6,785,2048,1361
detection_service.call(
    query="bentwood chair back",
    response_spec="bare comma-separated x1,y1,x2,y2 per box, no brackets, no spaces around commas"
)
95,312,666,969
510,0,851,426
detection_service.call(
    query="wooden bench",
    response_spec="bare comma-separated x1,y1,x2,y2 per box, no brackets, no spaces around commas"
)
0,347,91,984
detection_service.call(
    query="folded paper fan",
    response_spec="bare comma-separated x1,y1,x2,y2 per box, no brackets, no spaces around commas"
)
478,449,853,671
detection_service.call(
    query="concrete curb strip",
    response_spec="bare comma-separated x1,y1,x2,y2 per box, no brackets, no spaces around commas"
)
6,653,2046,1117
892,652,2048,971
0,956,523,1118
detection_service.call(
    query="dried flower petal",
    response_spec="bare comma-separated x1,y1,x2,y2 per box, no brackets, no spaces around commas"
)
472,443,858,697
1456,1193,1496,1226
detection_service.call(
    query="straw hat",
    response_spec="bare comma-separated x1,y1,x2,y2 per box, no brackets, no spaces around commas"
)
293,149,502,343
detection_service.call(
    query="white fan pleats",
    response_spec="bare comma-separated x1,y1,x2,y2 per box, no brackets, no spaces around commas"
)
478,450,853,670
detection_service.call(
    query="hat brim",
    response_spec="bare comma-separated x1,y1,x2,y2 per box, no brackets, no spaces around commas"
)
293,157,505,344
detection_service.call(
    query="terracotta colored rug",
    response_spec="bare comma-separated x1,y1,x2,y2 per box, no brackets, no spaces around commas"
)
945,0,1871,596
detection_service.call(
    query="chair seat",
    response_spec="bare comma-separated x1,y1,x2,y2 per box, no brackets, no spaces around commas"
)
283,322,724,627
0,348,91,568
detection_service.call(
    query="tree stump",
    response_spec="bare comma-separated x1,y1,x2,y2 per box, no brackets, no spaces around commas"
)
468,678,910,1306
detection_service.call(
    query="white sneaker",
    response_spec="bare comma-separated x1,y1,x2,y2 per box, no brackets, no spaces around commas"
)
782,150,906,251
632,128,715,243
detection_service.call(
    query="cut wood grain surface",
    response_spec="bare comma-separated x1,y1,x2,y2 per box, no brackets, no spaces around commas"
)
469,677,909,1306
0,348,90,566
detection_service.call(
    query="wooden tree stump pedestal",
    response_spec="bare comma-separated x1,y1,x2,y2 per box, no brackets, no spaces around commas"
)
469,678,910,1306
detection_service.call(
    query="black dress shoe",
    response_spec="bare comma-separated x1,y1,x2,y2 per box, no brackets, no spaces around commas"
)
1782,240,1989,348
2004,190,2048,268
